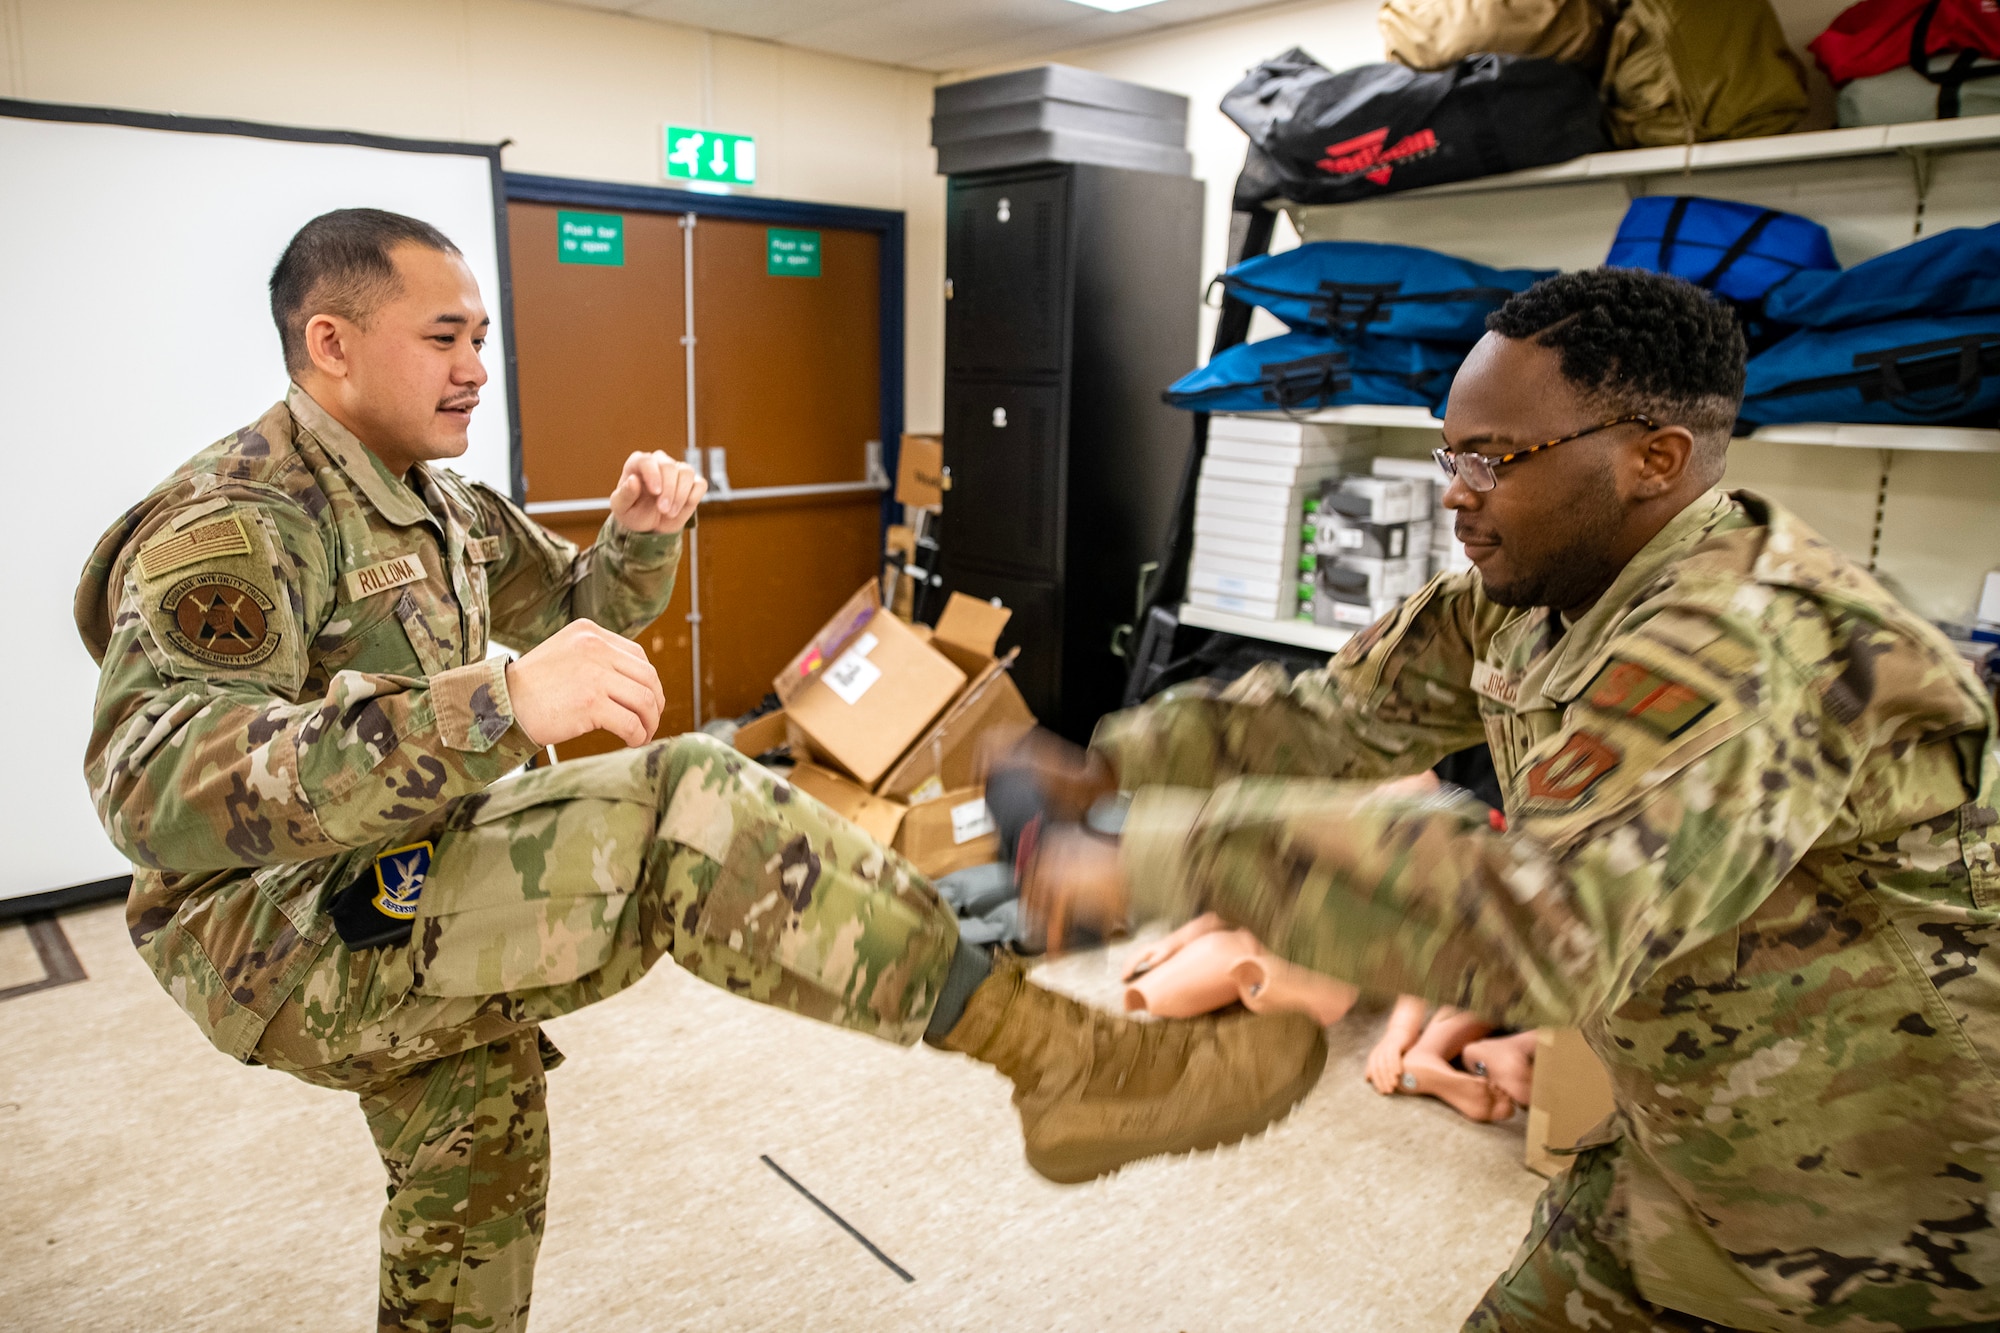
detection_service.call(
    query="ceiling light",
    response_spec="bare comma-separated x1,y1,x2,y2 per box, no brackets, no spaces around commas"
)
1066,0,1171,11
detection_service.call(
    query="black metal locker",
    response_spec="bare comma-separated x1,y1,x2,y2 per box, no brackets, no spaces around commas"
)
946,173,1069,376
942,382,1064,578
939,162,1202,740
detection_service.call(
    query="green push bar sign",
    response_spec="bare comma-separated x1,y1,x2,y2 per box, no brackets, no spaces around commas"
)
767,228,821,277
664,125,757,185
557,211,623,266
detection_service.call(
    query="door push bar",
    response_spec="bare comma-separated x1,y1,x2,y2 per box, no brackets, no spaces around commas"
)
523,442,892,517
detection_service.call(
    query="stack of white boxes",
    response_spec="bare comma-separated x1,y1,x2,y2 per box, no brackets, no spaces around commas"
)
1188,417,1374,623
1369,454,1471,577
1309,476,1429,628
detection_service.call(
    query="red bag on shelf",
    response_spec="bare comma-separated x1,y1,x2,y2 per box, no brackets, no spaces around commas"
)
1809,0,2000,85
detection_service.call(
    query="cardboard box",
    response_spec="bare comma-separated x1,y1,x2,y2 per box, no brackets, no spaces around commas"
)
895,786,1002,879
776,761,1003,879
785,760,911,846
876,593,1037,803
896,434,945,509
1524,1028,1618,1177
776,583,966,789
731,709,791,760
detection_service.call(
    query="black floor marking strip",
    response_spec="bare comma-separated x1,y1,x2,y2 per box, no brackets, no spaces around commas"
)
0,914,87,1004
760,1154,915,1283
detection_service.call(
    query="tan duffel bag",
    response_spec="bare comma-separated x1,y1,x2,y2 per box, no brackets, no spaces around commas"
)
1380,0,1612,72
1602,0,1809,146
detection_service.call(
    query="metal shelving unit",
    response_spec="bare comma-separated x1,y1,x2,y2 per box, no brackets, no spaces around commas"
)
1361,113,2000,201
1133,117,2000,680
1177,602,1354,652
1281,406,2000,454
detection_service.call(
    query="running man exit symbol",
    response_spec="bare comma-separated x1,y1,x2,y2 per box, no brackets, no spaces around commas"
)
664,126,757,185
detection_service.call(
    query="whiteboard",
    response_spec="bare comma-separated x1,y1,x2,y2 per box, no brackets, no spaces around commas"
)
0,105,516,901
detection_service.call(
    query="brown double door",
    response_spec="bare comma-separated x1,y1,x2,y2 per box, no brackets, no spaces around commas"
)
507,202,884,756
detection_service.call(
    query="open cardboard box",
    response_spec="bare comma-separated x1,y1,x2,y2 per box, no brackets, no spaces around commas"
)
781,763,1001,879
877,592,1037,803
1524,1028,1617,1177
776,583,966,789
737,584,1035,878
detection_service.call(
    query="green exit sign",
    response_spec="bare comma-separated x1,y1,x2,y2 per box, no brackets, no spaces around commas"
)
664,126,756,185
767,228,821,277
557,211,623,266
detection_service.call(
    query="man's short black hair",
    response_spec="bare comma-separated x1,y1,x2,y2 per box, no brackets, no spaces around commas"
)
269,208,461,375
1486,267,1746,477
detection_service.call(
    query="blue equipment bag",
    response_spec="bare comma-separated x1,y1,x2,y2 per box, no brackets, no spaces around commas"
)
1740,314,2000,427
1164,331,1464,414
1607,196,1838,303
1217,242,1555,342
1762,224,2000,329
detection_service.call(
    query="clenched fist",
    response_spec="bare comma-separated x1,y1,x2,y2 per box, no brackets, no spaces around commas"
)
609,449,705,534
505,619,665,748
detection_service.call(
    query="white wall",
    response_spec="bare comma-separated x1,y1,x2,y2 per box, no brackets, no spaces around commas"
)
0,0,948,432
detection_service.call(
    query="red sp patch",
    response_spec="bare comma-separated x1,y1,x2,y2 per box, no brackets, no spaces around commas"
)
1526,731,1622,804
1582,659,1715,739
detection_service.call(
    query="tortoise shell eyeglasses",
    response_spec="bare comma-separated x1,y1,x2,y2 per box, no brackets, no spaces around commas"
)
1433,414,1660,493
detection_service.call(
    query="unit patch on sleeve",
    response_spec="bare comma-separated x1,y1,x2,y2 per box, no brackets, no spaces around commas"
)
343,552,427,601
159,572,279,668
1525,730,1622,804
136,512,252,580
1580,658,1716,738
329,840,434,950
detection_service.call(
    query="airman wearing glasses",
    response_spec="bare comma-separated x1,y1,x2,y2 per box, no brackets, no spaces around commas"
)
1007,267,2000,1332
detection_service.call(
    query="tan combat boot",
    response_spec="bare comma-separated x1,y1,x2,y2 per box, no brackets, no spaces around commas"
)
938,954,1328,1183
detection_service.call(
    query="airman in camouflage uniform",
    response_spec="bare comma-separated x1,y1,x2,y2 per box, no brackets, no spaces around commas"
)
74,210,1327,1332
1027,269,2000,1330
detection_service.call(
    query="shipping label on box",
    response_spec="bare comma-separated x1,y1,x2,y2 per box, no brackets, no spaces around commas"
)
894,784,1003,879
783,590,966,788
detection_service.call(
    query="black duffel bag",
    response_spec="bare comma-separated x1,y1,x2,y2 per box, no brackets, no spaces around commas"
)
1223,47,1608,208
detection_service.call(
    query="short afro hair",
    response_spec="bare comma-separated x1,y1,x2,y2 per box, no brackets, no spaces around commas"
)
1486,267,1746,476
270,208,461,375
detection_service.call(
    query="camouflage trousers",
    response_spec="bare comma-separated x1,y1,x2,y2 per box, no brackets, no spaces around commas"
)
253,735,961,1333
1460,1145,2000,1332
1461,1144,1744,1332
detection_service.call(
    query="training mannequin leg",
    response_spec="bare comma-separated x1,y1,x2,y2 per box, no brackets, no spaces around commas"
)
1400,1007,1515,1122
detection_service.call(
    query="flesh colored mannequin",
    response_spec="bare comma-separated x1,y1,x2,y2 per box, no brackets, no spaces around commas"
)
1463,1029,1540,1106
1368,1000,1520,1112
1121,914,1359,1027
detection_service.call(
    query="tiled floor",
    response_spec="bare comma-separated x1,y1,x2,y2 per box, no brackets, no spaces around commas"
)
1,903,1547,1331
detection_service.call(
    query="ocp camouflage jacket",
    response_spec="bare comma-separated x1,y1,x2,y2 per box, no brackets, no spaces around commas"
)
1098,490,2000,1330
74,385,679,1061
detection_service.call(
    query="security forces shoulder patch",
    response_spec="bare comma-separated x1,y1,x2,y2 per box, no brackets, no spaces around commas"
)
159,572,279,668
1580,658,1716,739
371,841,434,920
329,840,434,951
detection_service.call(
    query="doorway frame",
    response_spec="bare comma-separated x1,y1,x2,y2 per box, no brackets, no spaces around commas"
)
504,172,906,519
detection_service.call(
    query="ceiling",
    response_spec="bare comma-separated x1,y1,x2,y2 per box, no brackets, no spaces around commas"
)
538,0,1295,73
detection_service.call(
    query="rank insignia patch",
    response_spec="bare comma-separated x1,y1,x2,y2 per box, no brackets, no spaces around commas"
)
371,842,434,921
159,572,278,668
1526,731,1622,804
1581,658,1715,738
